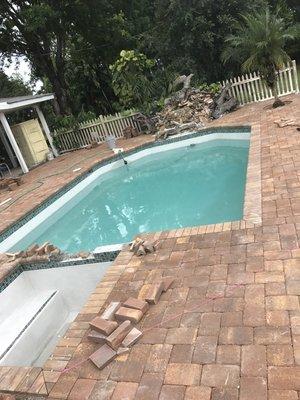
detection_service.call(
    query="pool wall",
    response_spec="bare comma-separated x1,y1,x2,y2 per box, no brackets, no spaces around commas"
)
0,127,250,253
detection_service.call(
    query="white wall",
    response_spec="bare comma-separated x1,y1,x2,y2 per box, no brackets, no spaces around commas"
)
0,262,110,366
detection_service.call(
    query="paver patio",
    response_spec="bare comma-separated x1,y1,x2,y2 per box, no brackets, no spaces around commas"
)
0,94,300,399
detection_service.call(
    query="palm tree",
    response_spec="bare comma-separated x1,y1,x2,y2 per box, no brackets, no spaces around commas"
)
222,8,299,108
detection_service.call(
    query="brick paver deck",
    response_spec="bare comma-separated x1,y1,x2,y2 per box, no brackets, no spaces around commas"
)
0,94,300,399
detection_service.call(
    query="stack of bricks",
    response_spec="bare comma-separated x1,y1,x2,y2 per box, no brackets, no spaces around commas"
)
87,278,174,369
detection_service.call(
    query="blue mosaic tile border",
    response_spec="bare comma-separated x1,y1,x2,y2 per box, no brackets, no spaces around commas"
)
0,250,120,293
0,125,250,244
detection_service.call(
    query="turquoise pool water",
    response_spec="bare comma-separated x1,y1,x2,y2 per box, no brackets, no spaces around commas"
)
14,139,249,253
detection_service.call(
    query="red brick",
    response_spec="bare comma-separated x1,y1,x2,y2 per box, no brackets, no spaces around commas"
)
217,345,240,365
115,307,143,324
101,302,121,320
268,390,298,400
89,317,118,335
164,363,201,386
221,312,243,326
170,344,194,363
185,386,211,400
106,320,132,349
87,330,106,344
243,306,265,326
268,366,300,390
199,312,221,335
267,345,294,366
111,382,138,400
219,327,253,345
122,327,143,347
89,344,117,369
145,344,172,373
254,326,291,344
135,373,163,400
266,296,299,310
265,282,286,296
201,364,240,387
123,297,149,314
240,376,267,400
266,310,289,326
140,328,167,344
159,385,185,400
145,282,164,304
161,277,175,292
68,379,96,400
193,336,217,363
211,388,238,400
165,327,197,344
241,345,266,376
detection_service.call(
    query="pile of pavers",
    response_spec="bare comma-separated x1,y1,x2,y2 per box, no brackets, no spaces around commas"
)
87,277,174,369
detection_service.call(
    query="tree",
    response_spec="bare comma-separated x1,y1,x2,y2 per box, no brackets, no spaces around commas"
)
0,1,128,116
222,7,299,107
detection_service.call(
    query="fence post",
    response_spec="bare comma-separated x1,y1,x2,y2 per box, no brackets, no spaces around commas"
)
292,60,299,93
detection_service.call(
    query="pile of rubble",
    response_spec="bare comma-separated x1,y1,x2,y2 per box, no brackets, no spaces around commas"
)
129,237,157,256
154,81,238,140
4,242,62,264
87,277,174,369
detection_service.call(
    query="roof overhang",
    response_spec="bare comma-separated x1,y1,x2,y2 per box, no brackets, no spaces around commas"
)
0,94,55,113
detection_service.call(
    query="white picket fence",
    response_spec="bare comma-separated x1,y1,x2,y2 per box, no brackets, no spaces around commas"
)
53,109,142,152
222,60,299,105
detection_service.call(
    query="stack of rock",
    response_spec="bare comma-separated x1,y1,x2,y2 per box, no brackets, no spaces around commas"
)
87,277,174,369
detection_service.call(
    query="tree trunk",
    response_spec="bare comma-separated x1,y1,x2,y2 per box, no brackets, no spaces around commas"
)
271,76,284,108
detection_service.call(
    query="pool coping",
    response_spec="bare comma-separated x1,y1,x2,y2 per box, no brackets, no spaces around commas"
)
0,123,263,396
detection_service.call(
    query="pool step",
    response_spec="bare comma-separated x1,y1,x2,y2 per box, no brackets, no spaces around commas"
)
0,290,68,366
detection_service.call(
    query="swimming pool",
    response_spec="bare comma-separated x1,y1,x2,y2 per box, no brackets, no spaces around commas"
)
1,132,249,254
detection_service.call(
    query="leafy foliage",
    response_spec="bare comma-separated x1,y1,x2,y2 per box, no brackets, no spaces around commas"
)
222,7,299,104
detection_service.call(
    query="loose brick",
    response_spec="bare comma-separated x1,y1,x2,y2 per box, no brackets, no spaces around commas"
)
89,317,118,335
122,327,143,347
164,363,201,386
106,320,132,349
159,385,185,400
161,277,175,292
123,297,149,314
268,390,298,400
268,366,300,390
101,302,121,320
111,382,138,400
254,326,291,345
199,313,221,335
193,336,217,363
217,345,240,365
87,330,106,344
89,344,117,369
165,327,197,344
219,327,253,345
185,386,211,400
241,345,266,376
240,376,267,400
267,345,294,366
201,364,240,387
115,307,143,324
145,282,164,304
